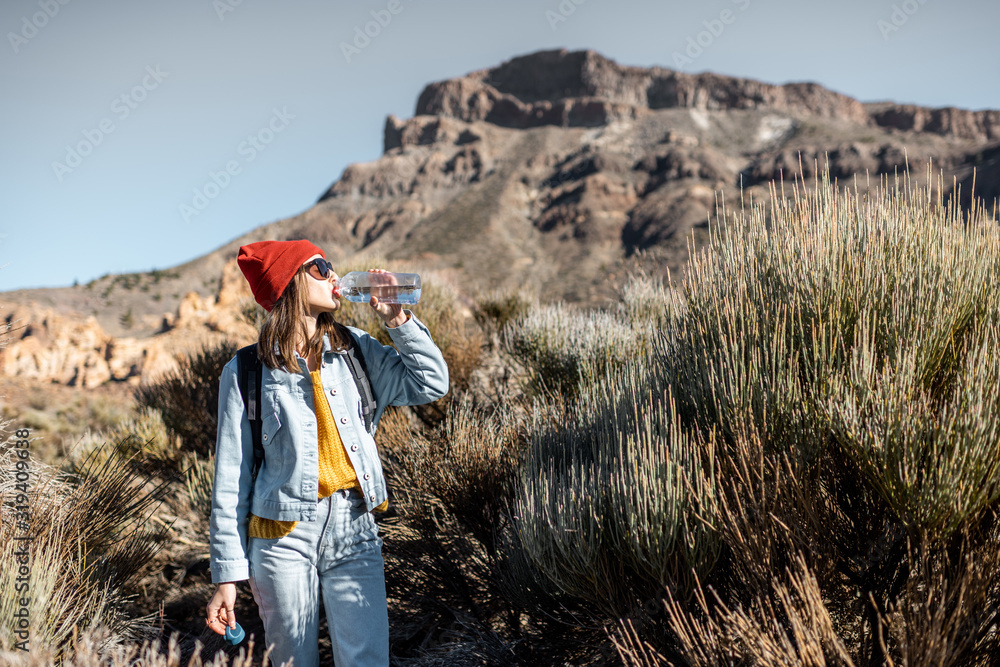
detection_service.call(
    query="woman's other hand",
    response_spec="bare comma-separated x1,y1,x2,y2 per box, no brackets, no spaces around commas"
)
206,582,238,635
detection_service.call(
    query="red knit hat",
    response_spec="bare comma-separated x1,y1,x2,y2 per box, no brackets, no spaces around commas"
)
237,240,325,311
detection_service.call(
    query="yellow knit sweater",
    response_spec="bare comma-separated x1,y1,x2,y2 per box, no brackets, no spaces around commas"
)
248,368,385,539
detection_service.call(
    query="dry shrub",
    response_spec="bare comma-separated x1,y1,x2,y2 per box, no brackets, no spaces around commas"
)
0,629,269,667
75,407,182,473
135,342,239,460
617,274,685,332
661,554,855,667
474,287,536,338
0,430,173,659
374,394,533,664
872,526,1000,666
386,399,526,545
181,448,215,518
236,295,266,333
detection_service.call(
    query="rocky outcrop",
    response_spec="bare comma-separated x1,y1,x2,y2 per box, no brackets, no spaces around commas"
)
382,114,482,153
415,49,998,146
739,142,928,186
321,128,496,202
1,310,118,388
415,49,871,129
0,260,257,388
869,104,1000,143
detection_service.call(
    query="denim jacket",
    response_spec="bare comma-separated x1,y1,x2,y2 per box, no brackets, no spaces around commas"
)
210,312,448,583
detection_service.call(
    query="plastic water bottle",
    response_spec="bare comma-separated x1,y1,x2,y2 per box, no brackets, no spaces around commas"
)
337,271,421,305
225,622,245,645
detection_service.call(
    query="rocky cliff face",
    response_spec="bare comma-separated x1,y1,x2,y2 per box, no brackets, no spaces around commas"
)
3,49,997,388
0,260,256,388
414,50,872,128
413,50,999,144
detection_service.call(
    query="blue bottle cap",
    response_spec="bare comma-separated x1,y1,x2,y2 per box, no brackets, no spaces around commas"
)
225,622,245,645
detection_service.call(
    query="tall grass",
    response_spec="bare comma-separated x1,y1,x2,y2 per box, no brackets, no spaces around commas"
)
1,630,263,667
502,170,1000,665
0,434,173,659
134,342,238,461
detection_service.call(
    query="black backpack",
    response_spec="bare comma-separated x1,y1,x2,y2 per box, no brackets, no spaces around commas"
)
235,333,376,482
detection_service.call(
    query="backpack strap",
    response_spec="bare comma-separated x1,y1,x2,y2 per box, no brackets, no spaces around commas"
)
235,343,264,482
343,332,376,435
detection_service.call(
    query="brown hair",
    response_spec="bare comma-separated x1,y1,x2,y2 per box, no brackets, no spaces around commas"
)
257,266,351,373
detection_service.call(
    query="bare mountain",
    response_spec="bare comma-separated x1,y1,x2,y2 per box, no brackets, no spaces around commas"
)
2,49,997,386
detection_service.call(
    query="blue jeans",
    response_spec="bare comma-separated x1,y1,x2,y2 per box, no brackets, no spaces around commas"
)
248,488,388,667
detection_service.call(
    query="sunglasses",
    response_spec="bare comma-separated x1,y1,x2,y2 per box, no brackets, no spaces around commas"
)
304,257,336,280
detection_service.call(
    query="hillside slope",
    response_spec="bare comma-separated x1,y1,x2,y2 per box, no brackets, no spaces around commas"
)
2,48,997,386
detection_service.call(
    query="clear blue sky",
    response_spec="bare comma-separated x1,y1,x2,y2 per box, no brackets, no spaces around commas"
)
2,0,997,291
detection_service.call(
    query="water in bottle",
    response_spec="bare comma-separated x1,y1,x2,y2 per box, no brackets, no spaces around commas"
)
337,271,421,305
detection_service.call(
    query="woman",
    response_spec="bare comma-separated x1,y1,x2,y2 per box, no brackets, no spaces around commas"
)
206,239,448,666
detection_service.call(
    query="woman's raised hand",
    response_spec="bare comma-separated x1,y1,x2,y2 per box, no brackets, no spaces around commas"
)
367,268,407,328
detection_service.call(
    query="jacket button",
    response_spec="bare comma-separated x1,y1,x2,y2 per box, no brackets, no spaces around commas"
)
351,445,359,452
340,417,348,424
262,433,268,441
330,388,337,396
363,473,371,481
370,494,376,502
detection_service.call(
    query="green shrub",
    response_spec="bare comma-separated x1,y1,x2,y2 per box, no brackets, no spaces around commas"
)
474,287,535,336
504,171,1000,665
501,303,644,402
512,344,717,616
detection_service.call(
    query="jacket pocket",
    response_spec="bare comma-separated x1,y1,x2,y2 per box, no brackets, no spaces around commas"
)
261,412,282,447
